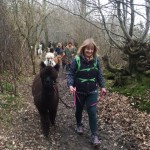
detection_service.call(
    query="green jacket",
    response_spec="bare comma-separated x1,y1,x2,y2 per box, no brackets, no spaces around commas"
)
64,46,76,64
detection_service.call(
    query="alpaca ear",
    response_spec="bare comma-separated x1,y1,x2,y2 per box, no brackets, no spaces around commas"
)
40,61,46,69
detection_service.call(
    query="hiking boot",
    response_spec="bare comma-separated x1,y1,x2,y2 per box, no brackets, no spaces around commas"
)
75,126,83,135
91,135,100,146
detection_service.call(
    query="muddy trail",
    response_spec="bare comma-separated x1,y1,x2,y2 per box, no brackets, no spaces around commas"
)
0,70,150,150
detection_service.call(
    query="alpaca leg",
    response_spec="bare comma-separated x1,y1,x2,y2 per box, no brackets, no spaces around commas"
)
39,110,50,137
49,110,57,125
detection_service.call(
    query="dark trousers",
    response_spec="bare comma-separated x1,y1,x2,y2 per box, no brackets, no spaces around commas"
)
75,92,98,135
62,62,66,70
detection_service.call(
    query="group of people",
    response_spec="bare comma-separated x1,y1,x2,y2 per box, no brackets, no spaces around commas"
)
43,41,77,73
41,38,106,147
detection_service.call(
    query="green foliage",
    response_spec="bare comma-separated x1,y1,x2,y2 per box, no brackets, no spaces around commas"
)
0,74,26,127
0,94,16,109
103,69,115,78
1,81,13,93
106,74,150,113
0,93,23,126
140,101,150,112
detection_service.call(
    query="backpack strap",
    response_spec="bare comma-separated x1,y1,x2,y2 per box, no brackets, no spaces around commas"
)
75,55,80,71
94,57,98,69
75,55,98,72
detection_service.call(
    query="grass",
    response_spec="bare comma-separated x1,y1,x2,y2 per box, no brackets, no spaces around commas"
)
0,73,27,128
1,81,14,93
0,93,23,128
0,72,33,123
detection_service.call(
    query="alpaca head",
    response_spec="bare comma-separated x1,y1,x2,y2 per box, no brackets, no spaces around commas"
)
40,62,58,88
44,52,56,67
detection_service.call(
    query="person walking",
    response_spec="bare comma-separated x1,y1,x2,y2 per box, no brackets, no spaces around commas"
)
55,43,62,55
67,38,106,146
47,41,52,52
60,44,66,71
64,41,76,72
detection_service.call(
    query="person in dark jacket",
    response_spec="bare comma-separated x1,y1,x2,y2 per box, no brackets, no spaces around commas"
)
67,38,106,146
55,43,62,55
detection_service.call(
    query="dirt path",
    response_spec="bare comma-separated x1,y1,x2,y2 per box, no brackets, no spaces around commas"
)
0,70,150,150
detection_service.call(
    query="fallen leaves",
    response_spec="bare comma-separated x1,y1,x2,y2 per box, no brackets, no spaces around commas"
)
0,74,150,150
98,92,150,150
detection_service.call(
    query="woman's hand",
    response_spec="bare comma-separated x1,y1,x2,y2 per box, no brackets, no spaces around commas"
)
101,88,106,96
98,88,106,101
69,86,76,93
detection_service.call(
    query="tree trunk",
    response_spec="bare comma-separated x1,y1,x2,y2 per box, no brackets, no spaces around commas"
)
78,0,87,44
31,56,36,75
44,23,48,49
43,0,48,48
128,56,137,74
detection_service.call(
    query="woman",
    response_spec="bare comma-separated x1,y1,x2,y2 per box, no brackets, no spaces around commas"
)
67,38,106,146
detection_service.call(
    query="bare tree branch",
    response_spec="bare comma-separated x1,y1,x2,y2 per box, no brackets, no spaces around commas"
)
116,0,132,41
45,0,126,46
140,0,150,41
129,0,134,36
97,0,123,49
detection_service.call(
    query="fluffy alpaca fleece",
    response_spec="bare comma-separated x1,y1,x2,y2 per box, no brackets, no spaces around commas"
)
37,44,43,59
44,53,63,73
44,52,56,67
32,62,59,137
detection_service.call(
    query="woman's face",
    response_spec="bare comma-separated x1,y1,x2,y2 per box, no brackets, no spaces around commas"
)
84,44,94,58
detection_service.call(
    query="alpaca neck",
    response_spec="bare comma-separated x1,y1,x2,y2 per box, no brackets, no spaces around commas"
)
42,86,54,95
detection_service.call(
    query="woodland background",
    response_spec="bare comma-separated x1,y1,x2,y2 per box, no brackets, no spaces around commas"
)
0,0,150,149
0,0,149,110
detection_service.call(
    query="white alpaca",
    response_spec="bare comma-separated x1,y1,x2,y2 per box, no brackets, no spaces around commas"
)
38,44,43,59
44,52,56,67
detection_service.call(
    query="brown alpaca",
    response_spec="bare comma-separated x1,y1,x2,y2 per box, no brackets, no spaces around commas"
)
32,62,59,137
53,55,62,64
53,55,63,73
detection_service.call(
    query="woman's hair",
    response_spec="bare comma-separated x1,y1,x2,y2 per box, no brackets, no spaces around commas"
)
77,38,98,57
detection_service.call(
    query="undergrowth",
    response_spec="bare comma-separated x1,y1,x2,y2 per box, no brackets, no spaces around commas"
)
106,74,150,113
0,79,24,128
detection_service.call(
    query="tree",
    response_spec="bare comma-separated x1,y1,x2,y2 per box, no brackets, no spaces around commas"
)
43,0,49,47
0,1,28,94
11,0,48,74
97,0,150,75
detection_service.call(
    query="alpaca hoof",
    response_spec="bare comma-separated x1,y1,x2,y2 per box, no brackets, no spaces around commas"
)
50,120,55,126
51,122,55,126
43,132,49,137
